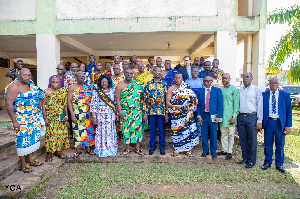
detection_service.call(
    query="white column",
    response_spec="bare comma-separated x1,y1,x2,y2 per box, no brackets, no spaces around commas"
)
252,30,266,90
214,31,237,86
36,34,60,89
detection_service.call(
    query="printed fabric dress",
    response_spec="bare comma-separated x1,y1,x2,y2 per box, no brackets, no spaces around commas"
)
120,79,143,144
169,82,199,152
91,88,118,157
45,87,70,153
72,84,95,148
4,79,45,156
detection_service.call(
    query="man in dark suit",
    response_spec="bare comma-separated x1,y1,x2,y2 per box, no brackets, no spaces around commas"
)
178,56,195,81
261,77,292,173
197,76,223,159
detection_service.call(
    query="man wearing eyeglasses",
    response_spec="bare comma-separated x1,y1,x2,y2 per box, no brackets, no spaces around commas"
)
197,76,223,159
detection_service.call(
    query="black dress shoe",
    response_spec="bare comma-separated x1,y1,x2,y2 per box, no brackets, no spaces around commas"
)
245,162,255,168
201,152,209,157
217,151,227,156
211,153,217,159
225,153,232,160
160,148,165,155
261,163,271,170
276,166,286,174
237,159,248,164
149,148,155,155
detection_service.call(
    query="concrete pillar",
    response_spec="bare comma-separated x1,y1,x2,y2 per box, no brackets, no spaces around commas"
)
252,30,266,90
36,34,60,89
214,31,237,86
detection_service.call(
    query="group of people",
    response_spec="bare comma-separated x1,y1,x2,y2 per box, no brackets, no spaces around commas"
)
4,54,292,174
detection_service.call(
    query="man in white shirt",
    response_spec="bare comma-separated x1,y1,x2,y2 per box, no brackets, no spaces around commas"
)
237,72,263,168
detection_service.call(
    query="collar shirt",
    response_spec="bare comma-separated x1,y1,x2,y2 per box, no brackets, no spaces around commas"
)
204,86,212,111
143,78,168,116
239,84,263,123
269,89,279,118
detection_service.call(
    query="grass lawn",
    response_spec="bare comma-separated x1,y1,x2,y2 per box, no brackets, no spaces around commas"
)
28,111,300,199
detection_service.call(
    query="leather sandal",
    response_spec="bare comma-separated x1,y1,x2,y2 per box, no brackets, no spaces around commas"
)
120,149,131,155
185,151,195,157
30,159,44,167
171,151,179,157
135,149,145,156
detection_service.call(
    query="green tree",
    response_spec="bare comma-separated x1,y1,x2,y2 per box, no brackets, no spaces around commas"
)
267,5,300,83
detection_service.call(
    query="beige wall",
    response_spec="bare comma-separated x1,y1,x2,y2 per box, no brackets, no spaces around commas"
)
0,0,36,21
56,0,217,19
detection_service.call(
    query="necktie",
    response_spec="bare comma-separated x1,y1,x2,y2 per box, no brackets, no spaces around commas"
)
272,91,276,114
205,88,210,112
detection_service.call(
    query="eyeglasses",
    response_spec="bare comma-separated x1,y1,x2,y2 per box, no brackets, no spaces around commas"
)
203,80,211,82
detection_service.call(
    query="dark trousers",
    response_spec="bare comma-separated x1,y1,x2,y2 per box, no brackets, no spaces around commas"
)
264,118,285,167
201,112,218,154
149,115,165,150
237,113,258,163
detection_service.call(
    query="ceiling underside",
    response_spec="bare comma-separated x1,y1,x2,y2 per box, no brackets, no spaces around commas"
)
0,32,247,65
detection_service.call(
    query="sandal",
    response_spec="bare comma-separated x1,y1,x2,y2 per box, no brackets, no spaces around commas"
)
120,149,131,155
86,150,95,155
135,149,146,156
45,156,53,162
20,165,33,173
54,152,66,159
185,151,195,157
30,159,44,167
171,151,179,157
72,151,82,158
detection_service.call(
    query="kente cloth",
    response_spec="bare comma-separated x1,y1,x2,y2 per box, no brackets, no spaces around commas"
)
163,69,178,87
4,79,45,156
94,71,106,84
112,74,125,132
120,79,143,144
212,78,223,88
72,84,95,148
168,82,199,152
135,70,154,88
64,73,77,88
45,87,70,153
112,74,125,90
90,89,118,157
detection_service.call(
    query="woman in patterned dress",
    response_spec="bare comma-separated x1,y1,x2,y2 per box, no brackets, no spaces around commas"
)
42,76,70,162
91,74,118,157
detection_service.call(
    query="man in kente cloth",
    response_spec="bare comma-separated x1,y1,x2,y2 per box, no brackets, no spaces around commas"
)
134,63,154,88
115,68,145,156
68,71,95,157
166,72,199,157
5,68,45,173
161,60,177,88
111,64,125,138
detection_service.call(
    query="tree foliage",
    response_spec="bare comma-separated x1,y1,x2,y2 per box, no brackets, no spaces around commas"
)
267,5,300,83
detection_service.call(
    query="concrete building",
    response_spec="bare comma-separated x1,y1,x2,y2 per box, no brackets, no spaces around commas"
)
0,0,267,103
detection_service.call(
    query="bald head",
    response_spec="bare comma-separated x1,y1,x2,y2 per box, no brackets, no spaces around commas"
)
222,73,231,87
269,77,279,91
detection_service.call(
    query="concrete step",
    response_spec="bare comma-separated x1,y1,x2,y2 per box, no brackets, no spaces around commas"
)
0,152,65,198
0,137,46,181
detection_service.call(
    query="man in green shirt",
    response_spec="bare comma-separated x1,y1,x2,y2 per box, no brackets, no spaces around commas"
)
217,73,240,160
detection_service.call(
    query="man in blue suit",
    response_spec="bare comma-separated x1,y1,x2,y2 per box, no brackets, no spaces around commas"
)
261,77,292,173
197,76,223,159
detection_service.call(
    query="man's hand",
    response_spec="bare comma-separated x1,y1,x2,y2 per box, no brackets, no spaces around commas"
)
116,114,119,122
119,112,127,121
255,123,262,130
284,127,291,136
71,114,76,123
92,117,97,125
165,113,169,123
143,113,148,123
44,118,49,126
13,121,20,133
229,117,235,125
214,117,221,123
198,116,203,125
